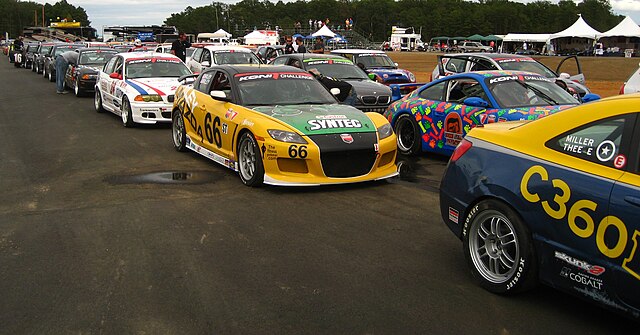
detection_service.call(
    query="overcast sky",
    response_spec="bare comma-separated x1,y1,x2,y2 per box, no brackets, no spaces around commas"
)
31,0,640,35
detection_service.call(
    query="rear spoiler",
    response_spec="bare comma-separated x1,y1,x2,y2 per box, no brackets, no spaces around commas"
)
390,83,425,102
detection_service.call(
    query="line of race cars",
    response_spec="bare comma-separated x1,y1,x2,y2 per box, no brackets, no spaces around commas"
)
5,41,640,321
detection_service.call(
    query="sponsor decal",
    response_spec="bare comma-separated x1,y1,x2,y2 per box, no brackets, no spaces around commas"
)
555,251,605,275
242,119,254,127
448,207,459,224
340,134,354,144
221,123,228,134
562,135,595,156
307,119,362,130
236,72,313,81
265,144,278,160
373,143,379,152
444,113,463,146
560,266,603,290
127,58,180,64
225,109,238,120
596,140,616,162
489,76,518,84
506,258,526,290
614,154,626,169
315,114,347,120
140,108,160,112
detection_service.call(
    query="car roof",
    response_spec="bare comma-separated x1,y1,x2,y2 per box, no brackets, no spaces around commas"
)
200,45,254,52
119,52,180,60
443,53,534,59
204,64,306,76
330,49,386,54
77,47,117,53
281,53,349,61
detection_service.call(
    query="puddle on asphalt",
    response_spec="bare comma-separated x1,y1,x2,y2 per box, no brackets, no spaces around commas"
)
105,171,220,185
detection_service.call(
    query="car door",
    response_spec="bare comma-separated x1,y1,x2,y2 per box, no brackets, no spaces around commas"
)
102,56,123,111
609,113,640,311
188,48,203,73
536,114,635,307
556,55,585,85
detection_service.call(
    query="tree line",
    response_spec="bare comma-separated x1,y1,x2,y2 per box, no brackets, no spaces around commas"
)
164,0,622,41
0,0,89,38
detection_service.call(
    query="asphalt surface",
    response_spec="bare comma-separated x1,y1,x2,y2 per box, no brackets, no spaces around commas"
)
0,55,637,334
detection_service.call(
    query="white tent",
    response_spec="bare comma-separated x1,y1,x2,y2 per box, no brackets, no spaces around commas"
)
312,25,336,38
550,15,601,40
243,30,268,45
502,33,551,43
598,16,640,38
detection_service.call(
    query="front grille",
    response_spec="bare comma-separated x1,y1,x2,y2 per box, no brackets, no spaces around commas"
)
385,78,410,84
309,133,377,178
377,95,391,104
357,106,387,113
161,111,171,119
361,96,377,105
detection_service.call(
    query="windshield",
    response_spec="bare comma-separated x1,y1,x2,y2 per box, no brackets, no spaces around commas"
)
125,58,191,79
496,58,556,78
487,76,578,108
213,51,261,65
358,54,395,68
79,51,117,65
236,72,337,106
53,46,78,56
40,46,53,54
303,59,368,80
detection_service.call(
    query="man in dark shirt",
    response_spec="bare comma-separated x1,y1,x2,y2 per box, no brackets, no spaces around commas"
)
171,32,192,63
283,36,294,54
311,37,324,54
295,37,307,53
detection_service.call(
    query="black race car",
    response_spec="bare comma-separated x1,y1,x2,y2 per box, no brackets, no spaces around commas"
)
64,48,117,96
43,43,83,82
272,53,392,113
33,43,56,74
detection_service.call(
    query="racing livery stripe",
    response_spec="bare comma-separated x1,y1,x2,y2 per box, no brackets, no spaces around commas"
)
125,80,148,95
130,79,166,96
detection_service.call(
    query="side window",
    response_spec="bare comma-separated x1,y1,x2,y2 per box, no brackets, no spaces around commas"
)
546,114,636,170
104,56,117,73
203,50,211,64
211,72,231,93
418,81,446,101
445,58,467,73
191,48,203,63
114,57,123,75
446,78,488,103
197,72,214,93
287,58,302,69
469,58,496,71
272,57,287,66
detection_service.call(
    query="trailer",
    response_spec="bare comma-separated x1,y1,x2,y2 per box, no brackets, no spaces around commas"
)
389,26,424,51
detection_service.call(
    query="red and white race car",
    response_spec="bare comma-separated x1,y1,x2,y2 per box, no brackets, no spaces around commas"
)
94,52,192,127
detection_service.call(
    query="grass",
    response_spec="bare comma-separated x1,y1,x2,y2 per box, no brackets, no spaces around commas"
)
386,51,639,97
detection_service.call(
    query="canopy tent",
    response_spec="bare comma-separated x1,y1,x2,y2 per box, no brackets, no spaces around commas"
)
292,33,305,40
598,16,640,38
502,33,551,43
312,25,336,38
467,34,486,41
484,35,503,41
550,15,601,40
212,29,231,38
431,36,450,41
243,30,268,45
328,35,347,43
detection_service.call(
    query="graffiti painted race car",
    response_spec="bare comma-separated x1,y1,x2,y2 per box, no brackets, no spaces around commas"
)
384,71,580,156
171,65,398,186
94,52,192,127
439,94,640,319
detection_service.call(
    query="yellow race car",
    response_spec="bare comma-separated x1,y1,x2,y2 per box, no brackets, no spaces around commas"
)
171,65,398,186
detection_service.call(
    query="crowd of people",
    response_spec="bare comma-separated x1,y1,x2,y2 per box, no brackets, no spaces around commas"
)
291,18,354,34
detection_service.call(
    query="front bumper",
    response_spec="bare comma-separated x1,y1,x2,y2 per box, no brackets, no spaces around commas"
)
131,101,173,124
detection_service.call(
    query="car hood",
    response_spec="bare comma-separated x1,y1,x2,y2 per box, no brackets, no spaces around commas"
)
125,77,180,96
78,65,102,72
252,104,376,135
343,79,392,95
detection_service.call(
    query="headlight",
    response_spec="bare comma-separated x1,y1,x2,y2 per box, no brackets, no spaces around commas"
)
267,129,307,144
81,73,97,80
408,72,416,82
134,94,163,102
377,123,393,139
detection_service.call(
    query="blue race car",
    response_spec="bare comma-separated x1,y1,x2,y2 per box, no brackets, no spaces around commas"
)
440,94,640,319
384,70,595,156
329,49,415,85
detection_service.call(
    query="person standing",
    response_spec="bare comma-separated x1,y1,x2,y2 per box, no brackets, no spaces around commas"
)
295,37,307,53
284,36,294,54
311,37,324,54
55,51,78,94
171,32,192,63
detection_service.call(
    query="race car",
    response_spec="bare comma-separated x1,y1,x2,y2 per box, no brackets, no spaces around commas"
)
620,63,640,94
432,53,591,99
439,93,640,319
330,49,416,85
43,43,83,82
271,53,392,113
385,70,591,156
186,45,261,74
64,48,118,97
171,65,398,186
94,52,192,127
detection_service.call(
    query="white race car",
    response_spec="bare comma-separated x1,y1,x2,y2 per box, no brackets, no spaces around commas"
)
94,52,192,127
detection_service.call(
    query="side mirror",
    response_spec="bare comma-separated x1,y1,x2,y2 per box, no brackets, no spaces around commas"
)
210,90,230,101
463,97,489,108
558,72,571,79
581,93,601,103
329,88,341,96
201,60,211,67
394,62,399,68
109,72,122,80
368,73,376,81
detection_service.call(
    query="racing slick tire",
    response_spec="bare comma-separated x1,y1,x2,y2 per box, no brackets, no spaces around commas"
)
48,69,55,82
462,199,538,295
121,97,135,128
31,62,36,72
237,132,264,187
74,79,84,97
394,114,421,156
94,90,106,113
172,110,187,152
